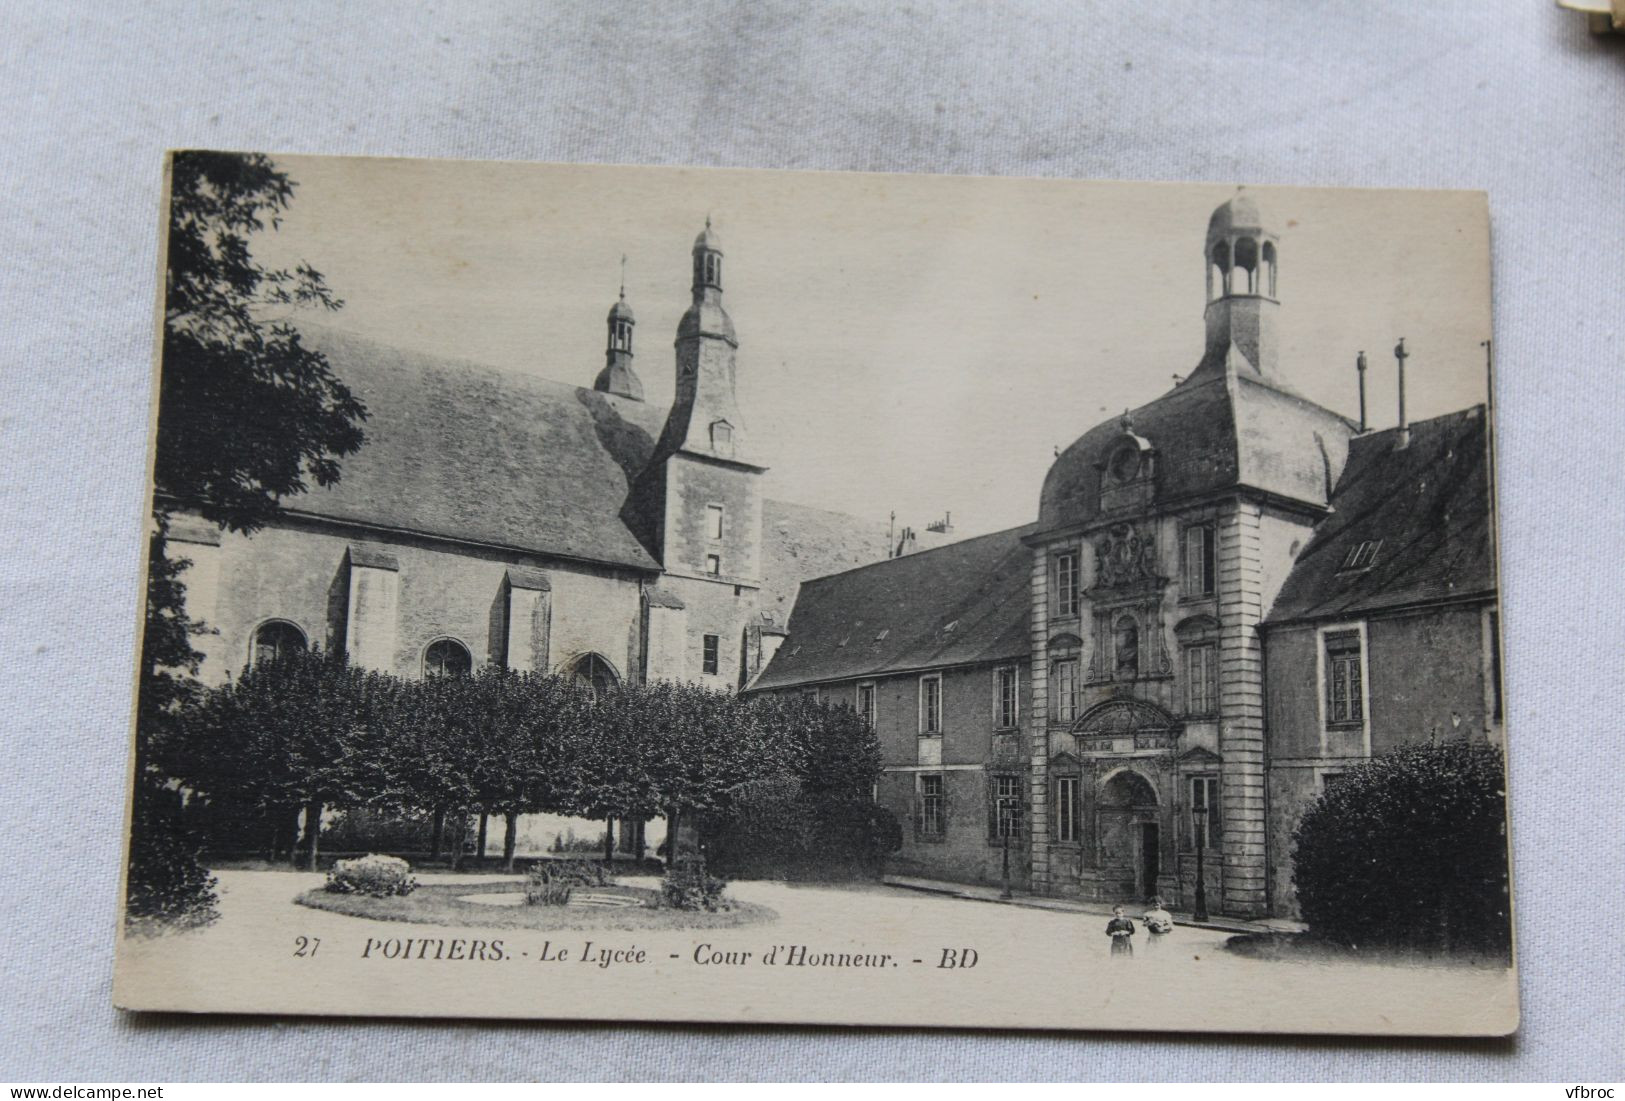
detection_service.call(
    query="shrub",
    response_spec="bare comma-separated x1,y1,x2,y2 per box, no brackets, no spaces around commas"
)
703,783,903,880
321,807,441,853
1291,739,1511,956
325,854,417,897
661,853,732,912
524,858,612,906
125,780,219,932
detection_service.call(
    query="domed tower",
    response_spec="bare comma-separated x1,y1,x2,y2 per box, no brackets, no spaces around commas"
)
1200,190,1281,379
593,277,644,400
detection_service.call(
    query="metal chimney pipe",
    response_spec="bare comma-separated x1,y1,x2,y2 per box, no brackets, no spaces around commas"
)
1394,338,1410,449
1356,350,1368,433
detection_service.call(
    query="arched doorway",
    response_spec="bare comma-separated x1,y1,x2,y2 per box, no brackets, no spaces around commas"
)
1097,769,1160,902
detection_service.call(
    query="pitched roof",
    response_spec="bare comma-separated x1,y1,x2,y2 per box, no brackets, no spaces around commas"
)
1037,368,1355,536
751,524,1035,690
291,325,668,570
1264,406,1496,625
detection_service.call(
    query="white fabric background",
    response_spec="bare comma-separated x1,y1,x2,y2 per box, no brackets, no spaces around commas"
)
1,0,1621,1082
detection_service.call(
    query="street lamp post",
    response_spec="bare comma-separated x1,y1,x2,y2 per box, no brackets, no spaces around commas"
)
999,801,1024,901
1193,796,1210,923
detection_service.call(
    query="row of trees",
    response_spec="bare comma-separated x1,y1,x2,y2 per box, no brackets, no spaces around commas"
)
153,648,882,872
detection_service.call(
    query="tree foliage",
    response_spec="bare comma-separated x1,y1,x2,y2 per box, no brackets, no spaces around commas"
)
1291,738,1511,956
168,665,886,873
157,150,366,535
132,152,366,925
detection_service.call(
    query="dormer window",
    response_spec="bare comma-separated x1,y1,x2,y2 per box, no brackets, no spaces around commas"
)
710,420,733,456
1340,539,1383,572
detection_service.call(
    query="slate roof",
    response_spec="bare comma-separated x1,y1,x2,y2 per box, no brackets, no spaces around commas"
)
1037,364,1356,535
1264,406,1496,625
293,325,669,570
283,327,890,595
751,524,1036,690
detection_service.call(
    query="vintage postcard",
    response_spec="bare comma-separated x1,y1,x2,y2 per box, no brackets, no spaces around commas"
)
115,153,1517,1035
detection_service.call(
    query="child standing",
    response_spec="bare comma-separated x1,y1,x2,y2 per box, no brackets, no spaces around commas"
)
1105,904,1136,958
1142,896,1174,954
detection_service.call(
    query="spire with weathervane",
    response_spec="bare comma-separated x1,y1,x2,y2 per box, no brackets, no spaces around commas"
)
593,256,644,401
656,217,750,463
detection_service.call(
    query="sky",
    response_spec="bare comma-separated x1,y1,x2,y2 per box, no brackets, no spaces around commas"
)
250,155,1493,539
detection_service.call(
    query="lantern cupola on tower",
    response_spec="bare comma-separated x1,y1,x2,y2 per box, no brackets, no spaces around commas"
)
1199,189,1282,380
593,260,644,400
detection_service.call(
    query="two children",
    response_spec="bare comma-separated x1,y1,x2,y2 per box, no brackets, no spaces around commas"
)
1104,897,1176,958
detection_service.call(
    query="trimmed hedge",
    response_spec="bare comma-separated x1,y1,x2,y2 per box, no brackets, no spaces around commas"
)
1291,739,1511,956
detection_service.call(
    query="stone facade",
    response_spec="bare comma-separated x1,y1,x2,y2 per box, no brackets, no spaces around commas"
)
171,222,885,710
755,194,1502,920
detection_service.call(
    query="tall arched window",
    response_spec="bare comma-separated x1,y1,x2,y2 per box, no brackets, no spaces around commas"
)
424,638,473,678
569,653,619,701
252,620,307,667
1114,614,1139,677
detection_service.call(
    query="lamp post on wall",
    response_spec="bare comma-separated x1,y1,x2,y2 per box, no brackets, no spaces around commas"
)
1193,795,1210,923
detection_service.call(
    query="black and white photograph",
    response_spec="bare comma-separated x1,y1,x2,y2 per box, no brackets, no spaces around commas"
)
112,153,1517,1035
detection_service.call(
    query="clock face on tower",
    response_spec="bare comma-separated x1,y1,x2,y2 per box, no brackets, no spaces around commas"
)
1109,444,1140,483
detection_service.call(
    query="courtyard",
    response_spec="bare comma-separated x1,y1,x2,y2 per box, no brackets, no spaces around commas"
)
114,868,1517,1036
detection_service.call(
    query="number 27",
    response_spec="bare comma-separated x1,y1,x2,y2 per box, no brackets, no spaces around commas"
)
294,936,321,958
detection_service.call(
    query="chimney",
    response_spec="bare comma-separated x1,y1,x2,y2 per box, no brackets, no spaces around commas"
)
1394,338,1410,449
1356,350,1368,433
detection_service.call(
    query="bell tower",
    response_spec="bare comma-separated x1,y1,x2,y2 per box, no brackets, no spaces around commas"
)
1200,190,1281,379
629,218,765,585
664,218,749,461
593,260,644,401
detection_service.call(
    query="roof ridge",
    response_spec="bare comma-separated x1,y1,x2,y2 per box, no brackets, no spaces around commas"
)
299,317,665,411
795,522,1038,588
1349,404,1485,448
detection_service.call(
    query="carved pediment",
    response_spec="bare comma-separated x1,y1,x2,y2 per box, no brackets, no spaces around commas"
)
1091,523,1163,592
1072,696,1181,737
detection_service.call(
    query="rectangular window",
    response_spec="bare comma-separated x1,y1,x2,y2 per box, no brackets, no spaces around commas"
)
1325,630,1363,726
996,666,1019,728
1190,775,1222,846
1053,658,1079,722
993,775,1020,839
1056,776,1079,842
704,553,721,576
920,774,945,837
705,504,724,541
919,674,942,735
1055,552,1079,617
1184,642,1218,715
1183,523,1216,596
856,681,876,728
702,634,719,675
